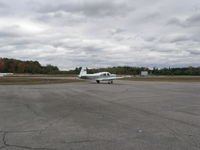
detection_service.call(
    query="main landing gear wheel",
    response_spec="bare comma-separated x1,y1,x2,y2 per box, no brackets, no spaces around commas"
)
108,80,113,84
96,80,100,84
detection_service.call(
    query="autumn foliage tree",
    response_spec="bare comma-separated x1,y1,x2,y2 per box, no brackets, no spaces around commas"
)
0,59,5,72
0,58,59,74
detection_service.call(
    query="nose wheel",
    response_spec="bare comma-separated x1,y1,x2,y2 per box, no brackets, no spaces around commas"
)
96,80,100,84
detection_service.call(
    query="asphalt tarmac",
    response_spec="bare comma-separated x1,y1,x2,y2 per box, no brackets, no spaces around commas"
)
0,80,200,150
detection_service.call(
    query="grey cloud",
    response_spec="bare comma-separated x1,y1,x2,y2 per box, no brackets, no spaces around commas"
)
0,31,19,38
167,17,184,27
0,25,24,39
144,36,156,42
0,1,9,15
188,50,200,55
186,13,200,26
167,13,200,28
170,36,189,43
109,28,126,36
138,12,161,23
160,34,190,43
0,1,5,8
38,0,134,17
37,11,87,26
0,0,200,69
143,44,177,53
149,48,175,53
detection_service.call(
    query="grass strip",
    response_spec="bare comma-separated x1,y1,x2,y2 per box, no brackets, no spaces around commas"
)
0,77,83,85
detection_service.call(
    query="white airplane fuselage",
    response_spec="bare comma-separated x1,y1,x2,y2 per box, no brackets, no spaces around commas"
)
79,68,120,84
80,72,116,80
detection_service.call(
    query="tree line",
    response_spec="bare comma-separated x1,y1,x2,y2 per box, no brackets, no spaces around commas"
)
67,66,200,76
0,58,200,75
0,58,59,74
151,67,200,76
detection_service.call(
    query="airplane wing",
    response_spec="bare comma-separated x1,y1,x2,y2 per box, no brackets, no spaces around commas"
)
96,76,131,81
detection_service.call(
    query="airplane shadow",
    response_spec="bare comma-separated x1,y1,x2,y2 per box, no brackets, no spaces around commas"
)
87,81,126,85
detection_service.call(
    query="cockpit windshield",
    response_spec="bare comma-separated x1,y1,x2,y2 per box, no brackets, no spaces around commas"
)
102,73,110,76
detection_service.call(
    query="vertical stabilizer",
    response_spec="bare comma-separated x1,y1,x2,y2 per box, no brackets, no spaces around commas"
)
79,67,87,77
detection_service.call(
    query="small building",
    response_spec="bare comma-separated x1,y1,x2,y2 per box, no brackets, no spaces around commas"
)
0,73,13,77
141,71,148,76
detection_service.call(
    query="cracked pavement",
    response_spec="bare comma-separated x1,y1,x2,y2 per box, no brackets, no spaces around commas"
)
0,80,200,150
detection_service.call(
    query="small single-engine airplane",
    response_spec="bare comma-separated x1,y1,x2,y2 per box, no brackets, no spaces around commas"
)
78,67,130,84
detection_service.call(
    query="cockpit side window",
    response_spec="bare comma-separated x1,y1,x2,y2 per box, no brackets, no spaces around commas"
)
101,73,110,76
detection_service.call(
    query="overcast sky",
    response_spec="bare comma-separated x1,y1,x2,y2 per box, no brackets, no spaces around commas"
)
0,0,200,69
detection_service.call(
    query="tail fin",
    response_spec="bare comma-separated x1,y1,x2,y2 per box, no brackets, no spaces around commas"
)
79,67,87,77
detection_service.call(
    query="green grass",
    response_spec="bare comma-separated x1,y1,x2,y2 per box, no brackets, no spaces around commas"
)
6,74,77,77
0,77,83,85
121,76,200,82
